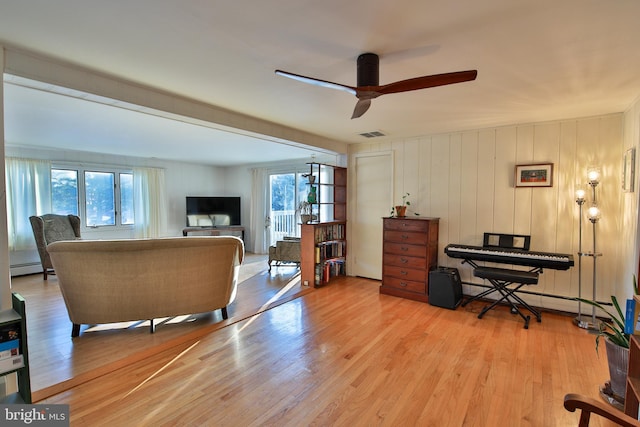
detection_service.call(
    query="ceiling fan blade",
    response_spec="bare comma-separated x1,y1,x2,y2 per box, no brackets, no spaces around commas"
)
275,70,356,95
351,98,371,119
376,70,478,95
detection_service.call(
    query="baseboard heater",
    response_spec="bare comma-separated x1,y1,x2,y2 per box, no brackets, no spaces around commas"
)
461,280,612,307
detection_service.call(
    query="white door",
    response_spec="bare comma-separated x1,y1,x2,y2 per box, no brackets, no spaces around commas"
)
352,153,392,279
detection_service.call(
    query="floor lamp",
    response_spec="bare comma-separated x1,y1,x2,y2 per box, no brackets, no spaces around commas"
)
574,168,602,330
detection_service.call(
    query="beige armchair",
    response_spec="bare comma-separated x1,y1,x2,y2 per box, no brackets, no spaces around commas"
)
29,214,81,280
268,237,301,271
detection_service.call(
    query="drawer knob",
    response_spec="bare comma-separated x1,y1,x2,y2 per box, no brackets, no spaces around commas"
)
401,247,408,251
400,282,408,287
400,271,407,275
401,234,409,239
400,258,408,263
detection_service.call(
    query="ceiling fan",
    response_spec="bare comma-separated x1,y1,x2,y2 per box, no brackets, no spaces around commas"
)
275,52,478,119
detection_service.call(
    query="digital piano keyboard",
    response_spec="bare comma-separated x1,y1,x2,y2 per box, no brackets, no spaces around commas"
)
444,244,574,270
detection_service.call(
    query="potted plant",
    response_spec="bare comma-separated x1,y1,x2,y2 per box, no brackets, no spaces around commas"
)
297,201,312,224
577,276,639,403
390,192,419,217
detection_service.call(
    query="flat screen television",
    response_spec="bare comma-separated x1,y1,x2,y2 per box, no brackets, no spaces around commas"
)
186,196,241,226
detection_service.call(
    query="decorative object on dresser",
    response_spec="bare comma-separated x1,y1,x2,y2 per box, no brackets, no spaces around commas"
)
390,192,419,218
380,217,439,303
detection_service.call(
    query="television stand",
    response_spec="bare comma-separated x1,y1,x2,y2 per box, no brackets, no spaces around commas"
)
182,226,244,242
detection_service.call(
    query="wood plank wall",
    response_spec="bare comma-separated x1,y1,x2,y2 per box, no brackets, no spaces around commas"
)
350,114,627,313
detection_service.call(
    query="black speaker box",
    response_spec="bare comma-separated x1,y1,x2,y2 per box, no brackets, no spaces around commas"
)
428,267,462,309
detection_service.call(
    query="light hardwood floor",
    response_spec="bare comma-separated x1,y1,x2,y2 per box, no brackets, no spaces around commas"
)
32,273,620,426
10,253,310,400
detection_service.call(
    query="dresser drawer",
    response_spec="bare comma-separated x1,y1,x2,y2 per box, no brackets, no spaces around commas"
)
383,254,426,269
384,242,426,258
382,276,427,294
383,265,426,282
384,219,429,233
383,230,428,245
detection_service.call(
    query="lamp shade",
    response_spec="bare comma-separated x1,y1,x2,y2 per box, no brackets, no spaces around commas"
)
587,205,601,222
587,168,601,186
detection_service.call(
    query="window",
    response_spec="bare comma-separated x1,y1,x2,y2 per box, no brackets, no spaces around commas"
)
85,171,115,226
268,171,307,244
52,166,134,228
120,173,134,225
51,169,78,216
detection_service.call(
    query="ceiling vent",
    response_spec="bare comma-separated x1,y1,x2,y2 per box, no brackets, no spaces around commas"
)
358,130,386,138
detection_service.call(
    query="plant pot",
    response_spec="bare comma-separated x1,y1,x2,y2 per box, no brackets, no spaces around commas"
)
395,206,407,217
300,214,311,224
605,338,629,402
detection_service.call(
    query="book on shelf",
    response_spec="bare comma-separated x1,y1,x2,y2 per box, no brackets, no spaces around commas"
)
625,299,635,334
0,324,20,342
0,354,23,374
633,298,640,336
314,259,346,285
0,346,19,361
0,338,19,353
313,223,345,243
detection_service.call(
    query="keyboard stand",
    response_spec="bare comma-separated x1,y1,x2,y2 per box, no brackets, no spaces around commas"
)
461,259,542,329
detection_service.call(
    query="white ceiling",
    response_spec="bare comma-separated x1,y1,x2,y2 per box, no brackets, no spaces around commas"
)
1,0,640,166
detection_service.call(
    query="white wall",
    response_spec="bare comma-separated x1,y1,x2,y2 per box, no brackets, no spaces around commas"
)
5,145,228,274
620,95,640,300
350,113,630,313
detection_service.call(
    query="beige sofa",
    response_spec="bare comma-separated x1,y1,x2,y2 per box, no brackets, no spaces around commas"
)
47,236,244,337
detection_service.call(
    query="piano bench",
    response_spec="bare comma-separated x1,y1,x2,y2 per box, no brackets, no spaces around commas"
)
473,267,539,285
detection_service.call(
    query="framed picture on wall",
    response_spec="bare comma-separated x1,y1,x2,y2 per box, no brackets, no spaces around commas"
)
515,163,553,188
623,148,635,192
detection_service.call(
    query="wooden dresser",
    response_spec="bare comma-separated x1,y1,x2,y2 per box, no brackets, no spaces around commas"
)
380,217,439,302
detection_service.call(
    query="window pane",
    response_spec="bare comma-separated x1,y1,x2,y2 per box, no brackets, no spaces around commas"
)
85,171,115,226
120,173,134,225
269,173,297,243
51,169,78,215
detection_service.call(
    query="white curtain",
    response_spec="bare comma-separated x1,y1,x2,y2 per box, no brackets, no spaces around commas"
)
133,167,167,238
250,167,268,254
5,157,52,250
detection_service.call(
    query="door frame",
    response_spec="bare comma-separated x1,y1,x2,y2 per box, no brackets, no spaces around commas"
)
348,150,394,278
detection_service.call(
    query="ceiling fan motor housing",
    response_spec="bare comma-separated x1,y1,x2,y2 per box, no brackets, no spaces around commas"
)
357,53,379,87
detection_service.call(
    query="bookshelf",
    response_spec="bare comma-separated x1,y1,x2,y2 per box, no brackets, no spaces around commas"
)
301,221,347,287
625,294,640,419
305,163,346,223
0,293,31,404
